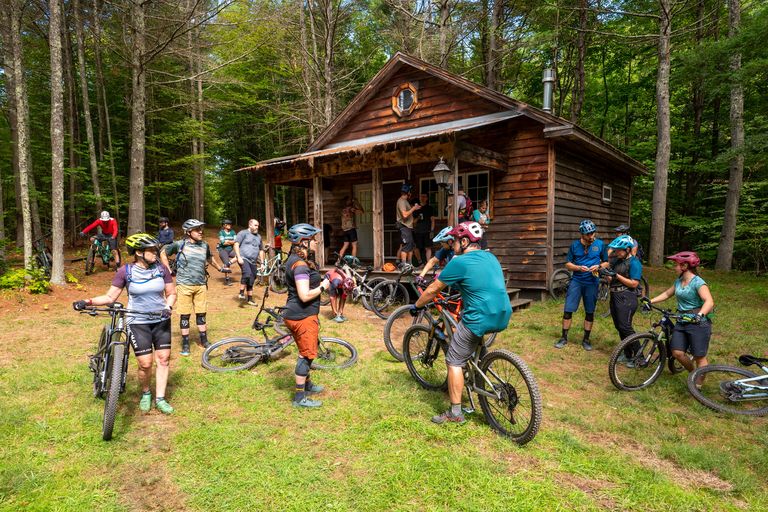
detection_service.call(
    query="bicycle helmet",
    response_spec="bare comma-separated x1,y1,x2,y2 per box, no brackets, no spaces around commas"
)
614,224,630,233
125,233,161,255
158,216,169,223
100,210,111,221
398,262,414,275
342,276,355,293
342,255,361,268
401,183,412,194
447,221,483,243
182,218,205,233
287,223,321,243
274,217,286,229
608,235,635,251
579,219,597,234
432,226,454,244
221,219,233,225
666,251,701,268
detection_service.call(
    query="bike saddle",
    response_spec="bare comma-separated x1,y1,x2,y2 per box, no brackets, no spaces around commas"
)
738,354,768,366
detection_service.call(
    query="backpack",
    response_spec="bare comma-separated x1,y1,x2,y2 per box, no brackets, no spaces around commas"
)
635,239,645,262
124,263,166,291
460,195,474,221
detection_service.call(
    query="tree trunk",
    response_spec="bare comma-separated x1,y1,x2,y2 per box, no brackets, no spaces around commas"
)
571,0,587,122
715,0,744,271
127,0,147,235
92,0,106,160
438,0,450,68
50,0,66,285
648,0,672,266
73,0,103,211
63,4,81,244
322,0,336,126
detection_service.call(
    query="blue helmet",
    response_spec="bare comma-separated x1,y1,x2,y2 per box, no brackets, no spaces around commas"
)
287,223,321,243
608,235,635,251
432,226,454,243
401,183,412,194
579,219,597,234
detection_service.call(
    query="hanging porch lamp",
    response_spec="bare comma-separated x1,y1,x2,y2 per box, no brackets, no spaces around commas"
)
432,157,451,189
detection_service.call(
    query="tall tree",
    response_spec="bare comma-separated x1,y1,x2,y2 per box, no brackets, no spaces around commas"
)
127,0,147,235
50,0,66,284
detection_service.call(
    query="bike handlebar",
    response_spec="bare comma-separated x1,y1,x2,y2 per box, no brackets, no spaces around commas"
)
79,304,162,319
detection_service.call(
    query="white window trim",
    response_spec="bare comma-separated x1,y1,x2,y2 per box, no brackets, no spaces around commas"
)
602,183,613,204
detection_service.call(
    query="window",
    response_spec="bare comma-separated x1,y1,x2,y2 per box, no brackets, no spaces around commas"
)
462,172,490,207
602,183,613,204
420,170,490,220
392,82,418,117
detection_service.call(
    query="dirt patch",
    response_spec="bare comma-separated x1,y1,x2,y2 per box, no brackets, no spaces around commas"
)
556,472,619,510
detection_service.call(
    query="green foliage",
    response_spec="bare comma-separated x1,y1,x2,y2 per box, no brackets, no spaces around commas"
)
0,267,51,294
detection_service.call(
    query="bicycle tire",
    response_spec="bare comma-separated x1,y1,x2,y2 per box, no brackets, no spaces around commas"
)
595,281,610,317
403,324,448,391
687,365,768,416
383,305,429,362
269,266,287,294
668,352,687,374
312,337,358,369
102,342,125,441
548,268,571,300
370,280,410,320
85,246,96,275
201,337,266,372
608,332,665,391
92,327,110,398
361,277,387,310
477,349,542,445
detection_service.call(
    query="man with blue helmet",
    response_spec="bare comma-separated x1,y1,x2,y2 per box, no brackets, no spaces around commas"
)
396,183,421,267
417,226,454,280
555,219,608,351
601,235,643,363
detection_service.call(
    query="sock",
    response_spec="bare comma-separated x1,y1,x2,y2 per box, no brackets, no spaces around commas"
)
200,332,208,345
561,328,569,340
294,384,306,402
583,330,591,341
142,391,151,397
156,396,165,403
450,403,462,416
181,335,190,345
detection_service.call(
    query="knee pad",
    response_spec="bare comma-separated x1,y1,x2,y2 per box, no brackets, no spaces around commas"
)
585,312,595,322
562,312,573,320
196,313,206,326
180,314,191,329
295,357,312,377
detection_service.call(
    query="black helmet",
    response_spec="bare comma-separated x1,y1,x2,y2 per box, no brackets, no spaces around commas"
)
614,224,630,233
222,219,233,225
182,218,205,233
126,233,161,255
158,216,169,224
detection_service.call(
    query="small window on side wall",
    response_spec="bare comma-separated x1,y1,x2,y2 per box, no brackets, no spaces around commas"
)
392,82,418,117
602,183,613,204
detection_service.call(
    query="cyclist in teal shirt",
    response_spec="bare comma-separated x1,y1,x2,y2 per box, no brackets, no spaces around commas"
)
413,221,511,425
217,219,238,278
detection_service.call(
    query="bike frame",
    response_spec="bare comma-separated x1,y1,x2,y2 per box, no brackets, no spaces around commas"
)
90,235,113,263
257,253,282,277
89,305,131,396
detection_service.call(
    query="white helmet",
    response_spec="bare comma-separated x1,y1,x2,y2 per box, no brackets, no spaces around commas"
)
99,211,111,221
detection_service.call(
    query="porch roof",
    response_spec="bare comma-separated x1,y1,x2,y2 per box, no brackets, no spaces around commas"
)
236,110,521,172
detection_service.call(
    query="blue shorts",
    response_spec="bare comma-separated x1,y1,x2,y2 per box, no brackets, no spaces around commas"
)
564,278,599,314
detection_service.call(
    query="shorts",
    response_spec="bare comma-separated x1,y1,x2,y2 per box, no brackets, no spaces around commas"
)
129,319,171,356
399,225,414,252
176,284,207,315
328,277,346,298
564,278,599,314
670,320,712,357
413,231,430,251
240,260,258,287
445,321,485,367
342,229,358,243
284,316,319,359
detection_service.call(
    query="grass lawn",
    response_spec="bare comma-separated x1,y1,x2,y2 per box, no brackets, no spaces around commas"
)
1,263,767,511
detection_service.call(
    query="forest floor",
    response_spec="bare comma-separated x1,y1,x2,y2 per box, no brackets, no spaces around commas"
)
1,233,767,511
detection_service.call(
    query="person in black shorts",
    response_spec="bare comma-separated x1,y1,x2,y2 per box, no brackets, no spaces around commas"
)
339,196,364,261
413,193,435,267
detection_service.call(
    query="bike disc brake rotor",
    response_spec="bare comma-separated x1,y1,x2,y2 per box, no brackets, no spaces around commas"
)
496,382,520,420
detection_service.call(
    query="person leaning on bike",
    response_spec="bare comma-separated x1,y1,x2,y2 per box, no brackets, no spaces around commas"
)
555,219,608,351
601,235,643,363
283,223,332,408
81,210,121,268
417,226,454,280
412,221,512,425
234,219,266,306
217,219,238,279
162,219,224,356
643,251,714,387
73,233,177,414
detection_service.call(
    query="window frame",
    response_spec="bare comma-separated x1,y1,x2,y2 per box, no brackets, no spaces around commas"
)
602,183,613,204
419,169,491,220
391,82,418,117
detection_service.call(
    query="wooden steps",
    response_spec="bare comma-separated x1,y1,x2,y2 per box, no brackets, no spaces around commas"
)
506,287,532,311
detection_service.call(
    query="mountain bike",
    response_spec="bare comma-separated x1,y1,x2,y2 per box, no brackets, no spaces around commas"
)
608,303,691,391
688,355,768,416
256,248,287,294
202,288,357,372
33,233,53,278
85,234,120,274
402,300,541,445
80,303,161,440
369,264,412,320
332,254,388,311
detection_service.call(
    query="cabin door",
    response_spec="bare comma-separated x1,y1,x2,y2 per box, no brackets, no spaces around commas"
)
353,184,373,259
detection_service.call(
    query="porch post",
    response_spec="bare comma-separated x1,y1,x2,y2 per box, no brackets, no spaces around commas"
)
312,174,325,268
546,141,556,283
451,156,460,225
372,167,384,269
264,180,275,248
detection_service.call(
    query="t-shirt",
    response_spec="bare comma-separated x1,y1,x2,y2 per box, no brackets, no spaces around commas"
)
283,254,322,320
608,255,642,288
165,239,211,286
472,209,491,227
341,207,357,232
157,227,174,245
396,197,413,229
438,250,512,336
567,238,607,284
435,246,454,265
414,204,434,234
235,229,263,264
218,229,236,251
675,275,707,312
112,263,172,325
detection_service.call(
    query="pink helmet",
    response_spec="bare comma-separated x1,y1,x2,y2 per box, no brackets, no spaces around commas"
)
447,221,483,243
667,251,701,268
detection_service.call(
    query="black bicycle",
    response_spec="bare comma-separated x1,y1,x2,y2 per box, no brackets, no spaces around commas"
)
33,233,53,278
81,303,161,440
402,300,542,445
369,264,412,320
688,355,768,416
608,303,691,391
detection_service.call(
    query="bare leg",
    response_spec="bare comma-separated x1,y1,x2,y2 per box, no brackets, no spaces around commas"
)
154,349,171,397
136,354,154,393
447,365,464,405
672,349,695,372
351,241,358,258
339,242,350,259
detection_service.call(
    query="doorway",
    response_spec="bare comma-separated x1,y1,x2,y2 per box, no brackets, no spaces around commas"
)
353,184,373,259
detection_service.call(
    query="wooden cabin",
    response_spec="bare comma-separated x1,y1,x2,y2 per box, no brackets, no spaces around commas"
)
240,52,646,299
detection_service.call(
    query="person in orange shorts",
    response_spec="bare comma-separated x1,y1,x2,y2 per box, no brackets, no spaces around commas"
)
282,223,331,408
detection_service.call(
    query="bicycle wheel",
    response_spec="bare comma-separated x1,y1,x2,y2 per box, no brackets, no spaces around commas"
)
548,268,571,299
201,337,266,372
361,277,387,310
92,327,110,398
402,325,448,391
102,342,125,441
668,351,688,374
687,365,768,416
370,281,410,320
608,332,665,391
477,349,542,445
269,266,287,294
313,337,358,369
85,246,96,275
383,305,429,362
595,281,610,317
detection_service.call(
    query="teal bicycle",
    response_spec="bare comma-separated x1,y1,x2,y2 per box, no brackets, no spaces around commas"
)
85,234,120,274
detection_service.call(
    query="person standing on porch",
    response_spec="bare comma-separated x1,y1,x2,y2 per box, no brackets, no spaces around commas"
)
338,196,364,262
413,193,435,267
396,184,421,267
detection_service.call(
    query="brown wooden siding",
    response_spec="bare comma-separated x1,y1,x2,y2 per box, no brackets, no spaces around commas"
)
552,150,632,267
